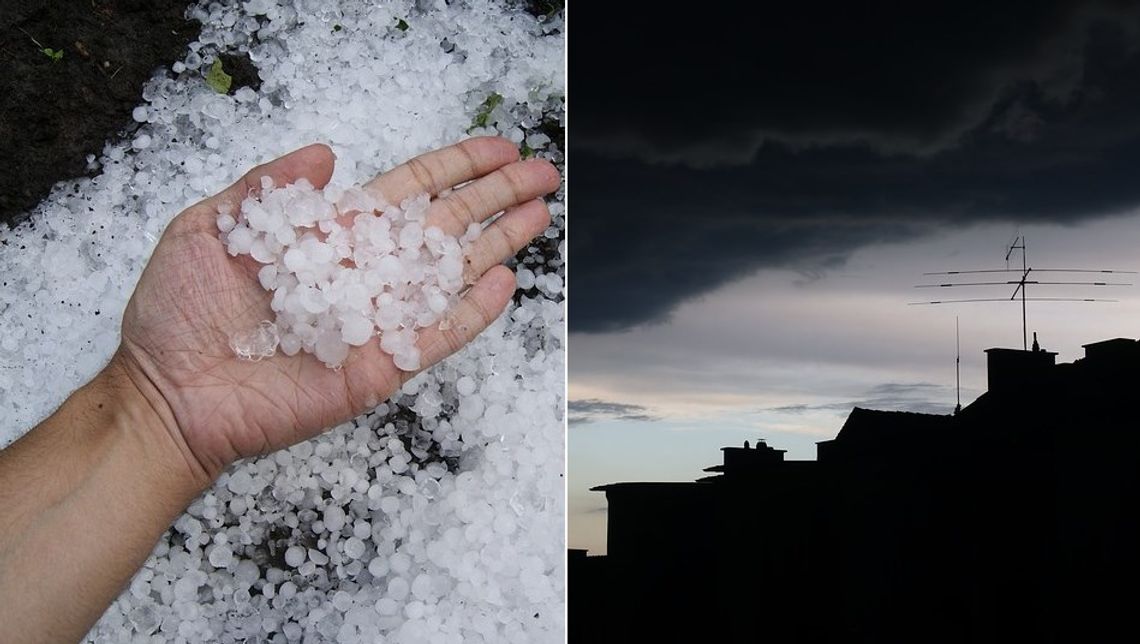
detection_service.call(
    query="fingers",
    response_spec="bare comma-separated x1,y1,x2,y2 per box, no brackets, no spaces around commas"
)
176,143,337,234
460,199,552,283
223,143,337,208
399,197,548,374
415,265,516,370
427,158,560,237
364,137,519,204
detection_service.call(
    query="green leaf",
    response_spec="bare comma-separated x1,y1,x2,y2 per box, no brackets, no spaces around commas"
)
469,92,504,131
205,58,232,94
520,142,534,159
42,48,63,62
396,18,409,31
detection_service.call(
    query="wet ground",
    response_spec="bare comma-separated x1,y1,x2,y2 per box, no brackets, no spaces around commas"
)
0,0,196,227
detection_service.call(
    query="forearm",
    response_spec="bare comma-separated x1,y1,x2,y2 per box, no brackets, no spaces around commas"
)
0,353,211,643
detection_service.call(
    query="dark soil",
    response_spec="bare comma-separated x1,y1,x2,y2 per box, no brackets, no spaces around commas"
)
0,0,197,228
216,51,260,94
0,0,556,231
519,0,564,22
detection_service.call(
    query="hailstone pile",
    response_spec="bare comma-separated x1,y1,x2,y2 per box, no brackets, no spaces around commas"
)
0,0,565,642
221,178,475,371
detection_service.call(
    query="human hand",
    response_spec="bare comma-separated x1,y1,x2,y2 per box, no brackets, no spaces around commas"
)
112,138,559,487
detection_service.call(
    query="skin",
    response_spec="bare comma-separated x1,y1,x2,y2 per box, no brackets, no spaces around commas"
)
0,137,559,643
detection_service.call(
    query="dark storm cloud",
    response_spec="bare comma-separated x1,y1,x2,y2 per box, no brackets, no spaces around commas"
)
570,1,1140,332
568,399,659,425
574,1,1139,166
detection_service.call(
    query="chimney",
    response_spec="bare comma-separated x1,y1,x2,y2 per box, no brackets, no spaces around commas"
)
984,342,1056,395
704,440,786,479
1082,338,1140,362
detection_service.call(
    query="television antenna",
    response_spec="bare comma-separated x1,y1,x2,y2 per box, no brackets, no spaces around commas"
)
910,236,1134,350
955,316,961,415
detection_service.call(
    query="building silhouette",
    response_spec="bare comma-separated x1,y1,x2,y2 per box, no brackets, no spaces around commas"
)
570,338,1140,643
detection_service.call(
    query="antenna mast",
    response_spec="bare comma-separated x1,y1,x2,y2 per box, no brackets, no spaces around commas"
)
955,316,961,415
1005,236,1029,349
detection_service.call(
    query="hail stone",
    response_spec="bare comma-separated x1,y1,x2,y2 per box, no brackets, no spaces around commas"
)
220,182,467,369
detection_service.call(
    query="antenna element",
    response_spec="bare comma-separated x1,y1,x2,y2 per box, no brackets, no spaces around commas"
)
912,237,1132,348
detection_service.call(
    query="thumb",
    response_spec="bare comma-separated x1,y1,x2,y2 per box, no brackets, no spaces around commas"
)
175,143,337,233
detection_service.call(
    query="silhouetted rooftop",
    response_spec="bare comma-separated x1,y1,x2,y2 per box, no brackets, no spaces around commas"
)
1082,337,1140,364
1082,337,1137,352
576,337,1140,643
815,407,953,461
589,481,708,493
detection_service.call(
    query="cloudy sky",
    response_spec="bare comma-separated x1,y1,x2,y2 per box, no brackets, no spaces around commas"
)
569,1,1140,554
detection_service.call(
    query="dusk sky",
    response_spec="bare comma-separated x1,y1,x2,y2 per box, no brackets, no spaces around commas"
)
569,1,1140,554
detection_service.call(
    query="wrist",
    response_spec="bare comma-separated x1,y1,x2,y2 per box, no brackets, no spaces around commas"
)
98,350,218,498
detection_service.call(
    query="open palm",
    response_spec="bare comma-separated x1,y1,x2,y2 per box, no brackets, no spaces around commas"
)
117,139,559,480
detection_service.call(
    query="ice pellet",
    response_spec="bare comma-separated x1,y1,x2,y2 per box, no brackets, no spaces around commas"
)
387,577,410,601
324,505,347,533
209,545,233,568
344,537,366,560
220,179,468,369
284,546,306,568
